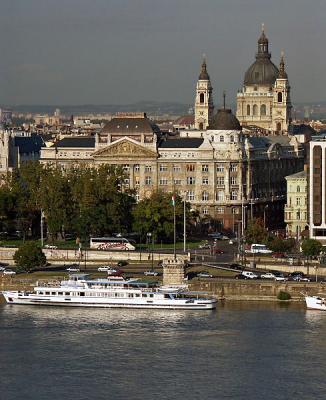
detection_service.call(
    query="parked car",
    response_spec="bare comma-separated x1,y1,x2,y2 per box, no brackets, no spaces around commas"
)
272,252,286,258
197,271,213,278
66,267,80,272
0,266,6,272
241,271,259,279
98,266,112,272
287,271,310,282
235,273,246,279
229,263,243,271
211,248,224,254
3,269,16,275
261,272,276,280
273,272,287,281
44,244,58,249
143,270,159,276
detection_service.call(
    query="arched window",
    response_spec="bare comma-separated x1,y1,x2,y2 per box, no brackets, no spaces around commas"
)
247,105,250,116
199,122,203,130
220,135,224,142
230,135,234,143
253,104,258,116
260,104,266,116
277,92,283,103
200,93,205,103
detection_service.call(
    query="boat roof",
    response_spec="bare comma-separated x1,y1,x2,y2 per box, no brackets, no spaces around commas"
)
68,273,90,279
85,278,139,284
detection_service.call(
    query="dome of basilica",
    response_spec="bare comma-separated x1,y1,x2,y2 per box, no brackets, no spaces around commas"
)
243,29,279,86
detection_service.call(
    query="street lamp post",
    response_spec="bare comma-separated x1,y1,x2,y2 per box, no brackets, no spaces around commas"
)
264,205,269,229
183,193,187,253
40,209,44,247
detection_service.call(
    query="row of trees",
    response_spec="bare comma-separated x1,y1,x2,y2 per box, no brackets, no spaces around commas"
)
0,161,195,243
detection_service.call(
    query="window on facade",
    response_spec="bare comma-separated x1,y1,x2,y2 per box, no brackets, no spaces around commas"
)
135,177,140,186
202,177,209,185
220,136,224,142
296,197,300,206
230,176,237,185
200,93,205,104
216,191,224,201
278,92,283,103
174,179,182,185
159,164,168,172
123,164,130,171
217,207,224,214
187,191,195,201
216,164,224,172
247,105,250,116
199,122,204,130
159,178,168,185
135,193,140,202
145,165,152,172
230,135,234,143
230,191,238,200
202,191,209,201
230,164,237,172
232,208,239,214
253,104,258,116
297,186,300,192
186,164,195,172
217,176,224,185
145,176,152,185
173,165,181,172
202,164,209,172
187,177,196,185
203,207,209,215
261,104,266,116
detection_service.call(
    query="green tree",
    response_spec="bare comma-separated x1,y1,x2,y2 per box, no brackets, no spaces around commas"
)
267,237,296,253
301,239,323,258
132,192,190,242
14,241,46,272
245,218,269,244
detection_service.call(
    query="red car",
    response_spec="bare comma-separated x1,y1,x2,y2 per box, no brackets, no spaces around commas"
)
211,247,224,254
272,252,286,258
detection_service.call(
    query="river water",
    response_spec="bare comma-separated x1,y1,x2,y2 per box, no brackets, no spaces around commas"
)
0,300,325,400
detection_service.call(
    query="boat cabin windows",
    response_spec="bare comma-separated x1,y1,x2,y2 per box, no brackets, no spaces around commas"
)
142,294,148,298
135,293,140,297
45,292,50,295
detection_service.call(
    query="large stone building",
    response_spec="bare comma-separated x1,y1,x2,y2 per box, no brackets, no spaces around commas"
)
309,134,326,242
236,27,292,133
284,170,308,239
40,109,304,232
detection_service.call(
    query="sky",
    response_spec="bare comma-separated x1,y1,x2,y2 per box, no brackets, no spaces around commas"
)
0,0,325,107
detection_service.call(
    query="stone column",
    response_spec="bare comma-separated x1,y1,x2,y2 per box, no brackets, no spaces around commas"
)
162,258,185,287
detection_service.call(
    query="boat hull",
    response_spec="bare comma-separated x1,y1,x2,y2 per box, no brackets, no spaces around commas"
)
2,291,216,310
305,296,326,311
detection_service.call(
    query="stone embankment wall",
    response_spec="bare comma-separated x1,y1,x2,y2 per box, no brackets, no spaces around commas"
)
189,279,324,301
0,247,188,265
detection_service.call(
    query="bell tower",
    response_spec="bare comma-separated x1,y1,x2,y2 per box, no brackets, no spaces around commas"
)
272,52,292,133
194,56,214,130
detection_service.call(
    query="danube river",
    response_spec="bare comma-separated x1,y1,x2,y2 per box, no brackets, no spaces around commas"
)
0,300,326,400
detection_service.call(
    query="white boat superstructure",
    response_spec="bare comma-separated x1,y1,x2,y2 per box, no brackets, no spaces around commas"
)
2,274,216,310
305,295,326,311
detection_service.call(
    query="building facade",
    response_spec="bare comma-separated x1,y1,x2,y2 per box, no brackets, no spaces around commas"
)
309,135,326,242
284,170,308,239
236,28,292,133
40,110,304,232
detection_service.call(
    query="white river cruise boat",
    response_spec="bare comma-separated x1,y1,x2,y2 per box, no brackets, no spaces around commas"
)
305,294,326,311
2,274,216,310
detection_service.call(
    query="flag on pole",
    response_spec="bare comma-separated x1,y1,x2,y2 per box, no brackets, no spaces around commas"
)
171,194,176,207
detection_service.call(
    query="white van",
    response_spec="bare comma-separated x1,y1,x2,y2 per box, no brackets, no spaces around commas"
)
241,271,258,279
245,244,272,254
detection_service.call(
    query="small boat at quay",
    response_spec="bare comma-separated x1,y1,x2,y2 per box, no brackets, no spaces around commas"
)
2,274,217,310
305,294,326,311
